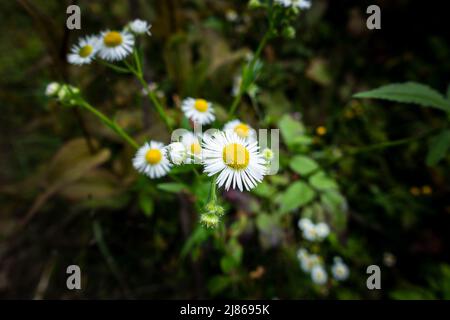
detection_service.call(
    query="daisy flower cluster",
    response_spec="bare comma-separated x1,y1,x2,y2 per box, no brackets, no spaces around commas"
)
298,217,330,242
133,111,272,194
65,19,151,65
131,109,272,227
297,249,349,285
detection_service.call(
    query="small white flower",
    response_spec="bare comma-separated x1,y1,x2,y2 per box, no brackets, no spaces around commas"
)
274,0,291,7
181,98,215,125
223,119,257,141
262,148,274,163
180,132,203,164
292,0,311,9
67,35,99,65
129,19,152,35
98,30,135,61
332,257,349,281
133,141,171,179
300,253,320,272
225,9,238,22
167,142,187,165
296,248,308,261
202,131,266,192
302,223,318,241
45,82,60,96
311,265,328,285
298,217,313,230
315,222,330,240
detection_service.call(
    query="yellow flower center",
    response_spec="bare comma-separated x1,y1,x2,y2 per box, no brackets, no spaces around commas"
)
222,143,250,170
190,142,201,155
145,149,162,165
316,126,327,136
103,31,123,47
78,45,93,58
234,123,250,138
194,99,209,112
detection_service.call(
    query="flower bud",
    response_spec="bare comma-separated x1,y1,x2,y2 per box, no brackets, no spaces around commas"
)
200,212,219,228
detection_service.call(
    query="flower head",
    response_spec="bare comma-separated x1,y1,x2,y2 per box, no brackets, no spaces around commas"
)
128,19,152,35
98,30,135,61
133,141,171,179
45,82,60,97
223,119,257,141
181,98,215,125
67,35,99,65
331,257,349,281
180,132,203,164
167,142,187,165
202,131,266,192
311,265,328,285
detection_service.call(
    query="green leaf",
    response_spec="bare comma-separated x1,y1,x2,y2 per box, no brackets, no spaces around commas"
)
252,182,277,198
279,181,316,214
290,155,319,176
278,115,306,148
320,191,348,231
138,192,154,217
309,171,338,191
156,182,187,193
353,82,450,112
208,275,231,295
426,129,450,166
220,256,237,274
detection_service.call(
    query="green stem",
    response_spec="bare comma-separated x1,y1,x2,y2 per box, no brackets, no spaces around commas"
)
98,60,131,74
78,100,139,149
135,73,173,131
346,129,437,155
229,28,271,117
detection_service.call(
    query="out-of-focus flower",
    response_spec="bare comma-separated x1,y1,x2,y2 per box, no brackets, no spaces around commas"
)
98,30,134,61
331,257,349,281
133,141,171,179
316,126,327,136
128,19,152,35
202,131,266,192
181,98,215,125
311,264,328,285
298,218,330,242
224,119,257,141
45,82,60,97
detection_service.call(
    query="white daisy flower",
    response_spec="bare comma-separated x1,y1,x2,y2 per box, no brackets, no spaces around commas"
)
167,142,187,165
300,253,320,272
332,257,349,281
128,19,152,35
315,222,330,240
98,30,135,61
180,132,203,164
202,131,266,192
45,82,60,97
67,36,99,65
181,98,215,125
133,141,171,179
311,265,328,285
223,119,257,141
